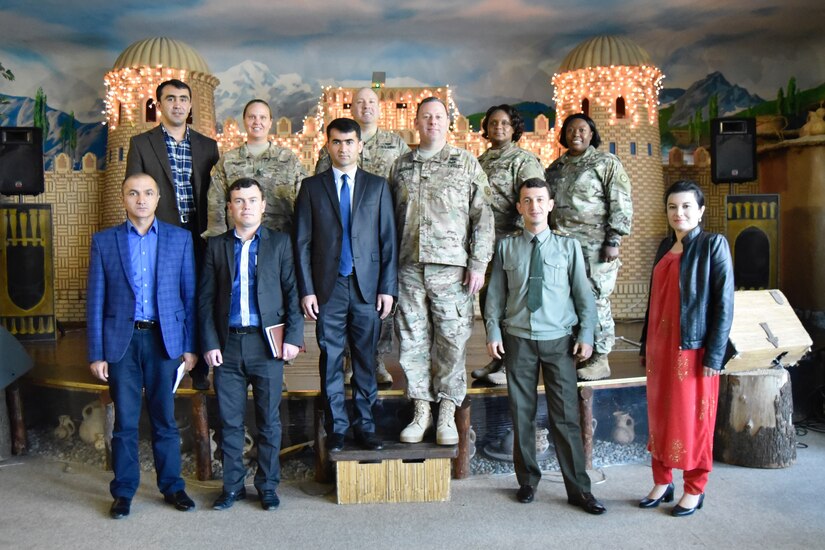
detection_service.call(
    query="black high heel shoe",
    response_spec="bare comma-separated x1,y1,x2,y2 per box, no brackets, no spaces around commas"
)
671,493,704,517
638,483,674,508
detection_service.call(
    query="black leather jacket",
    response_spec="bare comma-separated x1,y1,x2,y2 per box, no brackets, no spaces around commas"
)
640,226,735,370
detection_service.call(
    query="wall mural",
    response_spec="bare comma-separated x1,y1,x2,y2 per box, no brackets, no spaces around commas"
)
1,0,824,169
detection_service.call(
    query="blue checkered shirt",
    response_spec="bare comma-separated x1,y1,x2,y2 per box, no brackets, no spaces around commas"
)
161,125,195,219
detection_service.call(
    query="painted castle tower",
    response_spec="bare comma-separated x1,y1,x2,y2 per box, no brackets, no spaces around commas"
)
552,35,666,317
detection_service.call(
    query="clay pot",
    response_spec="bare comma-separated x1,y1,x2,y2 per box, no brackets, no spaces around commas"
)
611,411,635,445
79,401,105,445
53,415,76,440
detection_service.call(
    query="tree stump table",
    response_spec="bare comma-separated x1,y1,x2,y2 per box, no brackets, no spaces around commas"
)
714,367,796,468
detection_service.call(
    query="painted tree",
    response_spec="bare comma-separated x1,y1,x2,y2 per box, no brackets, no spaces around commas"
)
786,77,799,116
693,109,703,144
776,87,785,116
59,111,78,160
708,93,719,121
33,87,49,146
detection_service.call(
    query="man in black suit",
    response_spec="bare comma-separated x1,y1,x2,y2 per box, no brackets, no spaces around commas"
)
199,178,304,511
294,118,398,452
126,78,220,390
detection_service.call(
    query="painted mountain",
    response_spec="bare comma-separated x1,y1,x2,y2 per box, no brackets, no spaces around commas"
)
0,94,107,170
214,60,319,132
668,71,763,127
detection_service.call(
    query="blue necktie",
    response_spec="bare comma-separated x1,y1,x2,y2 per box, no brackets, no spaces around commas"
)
338,174,353,276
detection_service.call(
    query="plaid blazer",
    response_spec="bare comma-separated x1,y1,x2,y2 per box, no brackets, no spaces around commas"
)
86,220,197,363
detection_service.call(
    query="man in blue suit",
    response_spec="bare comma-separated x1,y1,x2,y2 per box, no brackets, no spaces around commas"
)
294,118,398,452
87,173,198,519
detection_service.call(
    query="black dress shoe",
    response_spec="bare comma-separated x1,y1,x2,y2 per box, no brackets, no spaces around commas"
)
516,485,535,503
191,372,210,391
355,431,384,451
110,497,131,519
258,489,280,511
164,489,195,511
672,493,704,517
639,483,675,508
327,433,345,452
212,488,247,510
568,491,607,515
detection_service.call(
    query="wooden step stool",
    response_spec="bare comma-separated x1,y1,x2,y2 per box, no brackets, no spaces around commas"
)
329,442,457,504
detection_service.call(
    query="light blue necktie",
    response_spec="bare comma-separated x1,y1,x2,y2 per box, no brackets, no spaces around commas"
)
338,174,353,276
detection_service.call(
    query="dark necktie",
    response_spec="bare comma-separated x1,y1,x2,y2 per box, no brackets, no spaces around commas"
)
338,174,353,276
527,236,543,312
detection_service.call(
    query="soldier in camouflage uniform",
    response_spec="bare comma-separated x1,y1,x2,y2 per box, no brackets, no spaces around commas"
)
316,88,410,385
472,104,546,385
544,113,633,381
388,97,495,445
203,99,306,239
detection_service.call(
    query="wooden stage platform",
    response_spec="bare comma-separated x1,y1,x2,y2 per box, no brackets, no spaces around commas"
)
12,319,647,482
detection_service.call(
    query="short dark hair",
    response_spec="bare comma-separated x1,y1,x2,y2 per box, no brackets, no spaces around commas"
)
558,113,601,149
326,118,361,140
519,177,554,200
227,177,263,200
416,96,448,118
243,99,272,118
481,104,524,142
121,172,158,191
664,180,705,209
156,79,191,101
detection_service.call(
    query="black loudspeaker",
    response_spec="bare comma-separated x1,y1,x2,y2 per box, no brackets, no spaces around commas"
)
711,118,756,184
0,127,44,196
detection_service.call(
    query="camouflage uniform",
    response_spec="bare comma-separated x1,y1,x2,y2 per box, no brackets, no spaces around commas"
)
478,142,546,237
317,129,410,360
476,142,546,381
203,143,306,238
544,145,633,355
388,145,495,404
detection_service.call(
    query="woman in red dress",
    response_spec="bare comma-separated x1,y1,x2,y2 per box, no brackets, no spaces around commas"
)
639,180,734,517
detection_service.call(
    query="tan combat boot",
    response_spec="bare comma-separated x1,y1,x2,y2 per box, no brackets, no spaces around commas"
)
343,355,353,385
577,352,610,381
436,399,458,445
375,356,393,384
400,400,432,443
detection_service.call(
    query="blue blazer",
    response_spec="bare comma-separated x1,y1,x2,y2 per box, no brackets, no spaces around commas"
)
86,220,197,363
293,168,398,305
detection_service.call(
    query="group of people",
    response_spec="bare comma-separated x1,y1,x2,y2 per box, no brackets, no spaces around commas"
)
86,78,734,520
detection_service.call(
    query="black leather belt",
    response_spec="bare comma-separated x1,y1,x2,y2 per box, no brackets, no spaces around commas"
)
134,320,158,330
229,326,259,334
180,213,192,224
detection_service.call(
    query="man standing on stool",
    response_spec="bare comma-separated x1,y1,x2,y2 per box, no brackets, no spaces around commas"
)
389,97,494,445
316,87,410,385
199,178,303,511
484,178,606,514
87,173,197,519
295,118,398,452
126,78,220,390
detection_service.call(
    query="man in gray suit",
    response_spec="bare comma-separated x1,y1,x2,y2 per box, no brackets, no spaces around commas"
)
294,118,398,452
199,178,304,511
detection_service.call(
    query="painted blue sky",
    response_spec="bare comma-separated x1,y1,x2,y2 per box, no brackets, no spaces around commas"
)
1,0,824,121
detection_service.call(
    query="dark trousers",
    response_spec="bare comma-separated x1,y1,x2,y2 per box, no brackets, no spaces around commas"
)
108,327,183,499
504,333,590,497
316,274,380,435
214,331,283,493
183,217,209,381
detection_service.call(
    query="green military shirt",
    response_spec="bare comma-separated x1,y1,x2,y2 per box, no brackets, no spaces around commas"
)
204,142,306,237
315,128,410,178
388,144,495,273
478,142,545,236
545,145,633,246
484,228,596,343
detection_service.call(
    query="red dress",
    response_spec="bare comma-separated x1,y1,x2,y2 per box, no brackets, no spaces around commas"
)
646,252,719,471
